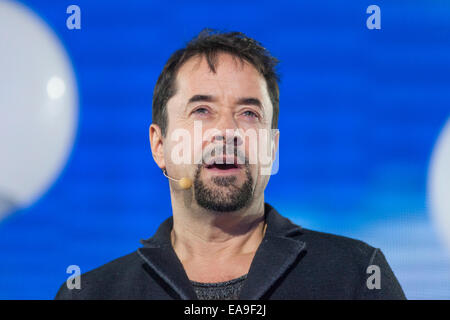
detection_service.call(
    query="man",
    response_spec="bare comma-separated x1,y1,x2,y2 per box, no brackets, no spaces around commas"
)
55,29,406,300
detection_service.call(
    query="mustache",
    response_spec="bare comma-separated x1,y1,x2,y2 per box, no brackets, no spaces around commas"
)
201,144,248,166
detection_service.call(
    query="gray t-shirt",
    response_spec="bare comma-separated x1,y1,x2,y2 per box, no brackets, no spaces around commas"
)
191,274,248,300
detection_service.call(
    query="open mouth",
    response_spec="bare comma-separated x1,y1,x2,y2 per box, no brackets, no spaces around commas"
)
204,156,241,171
205,163,240,170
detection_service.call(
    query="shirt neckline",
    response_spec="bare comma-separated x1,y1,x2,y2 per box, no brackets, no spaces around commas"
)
190,273,248,287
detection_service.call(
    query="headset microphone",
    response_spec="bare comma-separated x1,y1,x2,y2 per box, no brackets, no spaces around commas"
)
162,169,192,189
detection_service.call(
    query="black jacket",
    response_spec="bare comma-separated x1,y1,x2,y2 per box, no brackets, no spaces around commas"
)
55,203,406,299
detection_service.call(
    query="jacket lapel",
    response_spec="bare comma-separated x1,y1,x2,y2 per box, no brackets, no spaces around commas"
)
239,204,306,299
137,203,306,300
138,217,198,300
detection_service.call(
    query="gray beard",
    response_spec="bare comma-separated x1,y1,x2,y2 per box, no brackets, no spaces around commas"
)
193,164,253,212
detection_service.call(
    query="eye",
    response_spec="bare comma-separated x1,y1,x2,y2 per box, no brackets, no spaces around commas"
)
192,107,209,115
242,110,259,118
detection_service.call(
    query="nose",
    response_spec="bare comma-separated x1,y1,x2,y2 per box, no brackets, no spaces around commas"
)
213,133,243,148
212,114,243,147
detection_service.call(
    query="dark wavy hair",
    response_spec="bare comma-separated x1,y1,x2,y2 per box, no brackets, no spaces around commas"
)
152,29,280,137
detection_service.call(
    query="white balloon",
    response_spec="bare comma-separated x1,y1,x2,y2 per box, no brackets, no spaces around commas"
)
428,118,450,255
47,76,66,100
0,0,78,220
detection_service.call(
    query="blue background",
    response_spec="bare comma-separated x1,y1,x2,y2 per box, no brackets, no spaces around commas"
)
1,0,449,299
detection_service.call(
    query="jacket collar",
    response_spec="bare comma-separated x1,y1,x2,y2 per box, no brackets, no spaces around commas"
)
138,202,306,300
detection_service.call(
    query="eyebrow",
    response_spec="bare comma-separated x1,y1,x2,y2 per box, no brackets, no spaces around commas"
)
187,95,263,110
236,97,263,109
187,95,216,104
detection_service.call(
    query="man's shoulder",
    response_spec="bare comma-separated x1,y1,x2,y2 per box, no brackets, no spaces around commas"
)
267,205,378,263
274,221,406,299
54,251,143,300
83,250,142,279
298,227,376,257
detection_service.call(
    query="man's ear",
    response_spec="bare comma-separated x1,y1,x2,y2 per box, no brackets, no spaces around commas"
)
149,124,165,170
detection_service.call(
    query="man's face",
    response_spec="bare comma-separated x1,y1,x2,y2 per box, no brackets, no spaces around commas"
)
161,53,278,212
